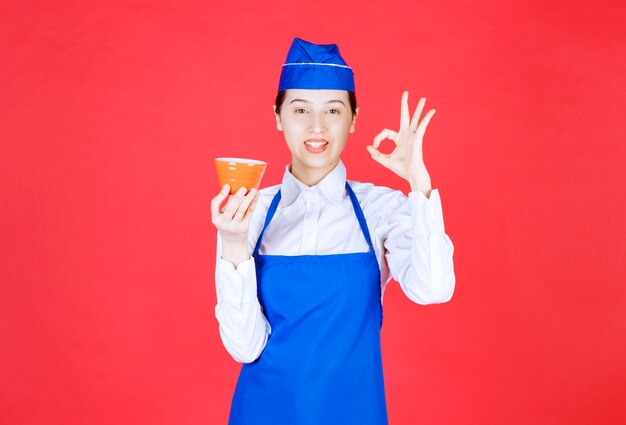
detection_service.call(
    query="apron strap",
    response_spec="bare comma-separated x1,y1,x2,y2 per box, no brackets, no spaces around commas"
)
253,181,375,256
345,182,375,253
253,188,282,256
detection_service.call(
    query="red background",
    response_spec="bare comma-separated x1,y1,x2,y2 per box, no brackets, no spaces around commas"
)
1,1,625,424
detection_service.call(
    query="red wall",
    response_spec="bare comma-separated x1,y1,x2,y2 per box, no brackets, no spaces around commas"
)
1,1,625,424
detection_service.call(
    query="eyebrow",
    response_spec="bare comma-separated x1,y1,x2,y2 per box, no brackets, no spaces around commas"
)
289,99,346,106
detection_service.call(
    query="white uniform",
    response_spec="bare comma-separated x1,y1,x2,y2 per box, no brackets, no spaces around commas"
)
214,159,456,362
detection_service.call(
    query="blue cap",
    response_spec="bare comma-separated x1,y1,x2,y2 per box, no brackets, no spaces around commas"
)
278,37,355,92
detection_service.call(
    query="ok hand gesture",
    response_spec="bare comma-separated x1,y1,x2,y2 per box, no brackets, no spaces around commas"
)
366,91,435,195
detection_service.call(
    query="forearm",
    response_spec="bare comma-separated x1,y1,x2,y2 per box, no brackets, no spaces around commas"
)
403,229,455,304
215,232,270,362
215,288,271,363
386,189,456,304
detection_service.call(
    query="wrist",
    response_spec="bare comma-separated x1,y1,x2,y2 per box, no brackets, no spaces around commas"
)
409,174,432,198
221,236,250,267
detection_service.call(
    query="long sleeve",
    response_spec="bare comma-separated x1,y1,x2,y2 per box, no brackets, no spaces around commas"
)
381,188,456,304
214,231,272,363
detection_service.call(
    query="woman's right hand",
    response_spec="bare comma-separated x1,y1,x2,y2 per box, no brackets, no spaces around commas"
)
211,184,260,256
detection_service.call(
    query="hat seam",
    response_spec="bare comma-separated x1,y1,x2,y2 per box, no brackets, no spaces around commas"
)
283,62,352,69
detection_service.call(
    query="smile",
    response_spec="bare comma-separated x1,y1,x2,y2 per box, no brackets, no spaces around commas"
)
304,141,329,148
304,138,329,147
304,139,329,153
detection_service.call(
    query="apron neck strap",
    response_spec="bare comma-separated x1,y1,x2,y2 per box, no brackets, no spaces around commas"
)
253,182,375,256
345,182,375,252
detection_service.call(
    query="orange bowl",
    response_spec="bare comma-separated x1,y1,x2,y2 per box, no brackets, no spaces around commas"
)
215,157,267,195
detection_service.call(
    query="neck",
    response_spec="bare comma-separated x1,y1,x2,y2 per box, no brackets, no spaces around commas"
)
290,160,338,187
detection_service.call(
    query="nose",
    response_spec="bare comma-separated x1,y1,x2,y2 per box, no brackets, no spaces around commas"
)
309,111,326,133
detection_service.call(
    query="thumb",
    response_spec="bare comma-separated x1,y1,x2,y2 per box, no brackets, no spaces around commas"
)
366,145,389,167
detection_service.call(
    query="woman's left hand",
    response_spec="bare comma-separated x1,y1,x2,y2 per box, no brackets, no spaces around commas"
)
366,91,435,195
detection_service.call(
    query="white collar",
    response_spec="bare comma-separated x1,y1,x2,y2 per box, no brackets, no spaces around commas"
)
280,159,347,208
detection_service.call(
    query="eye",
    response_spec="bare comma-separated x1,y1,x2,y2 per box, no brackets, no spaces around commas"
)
328,109,341,114
294,108,306,114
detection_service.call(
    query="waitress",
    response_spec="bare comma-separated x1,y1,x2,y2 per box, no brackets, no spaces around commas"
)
211,37,455,425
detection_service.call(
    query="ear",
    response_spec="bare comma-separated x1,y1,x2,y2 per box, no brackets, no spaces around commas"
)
273,104,283,131
349,107,359,133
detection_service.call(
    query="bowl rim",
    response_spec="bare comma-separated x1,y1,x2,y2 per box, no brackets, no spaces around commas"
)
215,157,266,165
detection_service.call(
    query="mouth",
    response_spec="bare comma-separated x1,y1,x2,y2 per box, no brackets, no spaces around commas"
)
304,139,329,149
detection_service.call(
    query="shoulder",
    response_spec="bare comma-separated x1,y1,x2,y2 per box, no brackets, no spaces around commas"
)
251,184,281,219
255,184,282,208
347,179,407,205
258,183,281,197
246,184,282,247
346,179,408,220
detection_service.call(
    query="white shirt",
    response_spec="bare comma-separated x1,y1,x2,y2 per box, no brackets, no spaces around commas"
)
214,159,455,363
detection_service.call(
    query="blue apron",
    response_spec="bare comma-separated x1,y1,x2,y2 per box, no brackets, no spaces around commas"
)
228,182,388,425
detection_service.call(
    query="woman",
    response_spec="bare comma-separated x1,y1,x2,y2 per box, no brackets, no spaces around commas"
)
211,37,455,425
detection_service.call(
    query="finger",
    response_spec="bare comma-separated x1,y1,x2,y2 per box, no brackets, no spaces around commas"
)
372,128,398,149
366,145,391,168
211,184,231,217
242,190,260,223
222,186,248,219
416,109,436,135
409,97,427,132
233,188,257,221
400,91,410,129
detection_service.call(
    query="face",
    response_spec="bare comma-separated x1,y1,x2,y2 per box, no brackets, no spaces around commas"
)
273,89,358,181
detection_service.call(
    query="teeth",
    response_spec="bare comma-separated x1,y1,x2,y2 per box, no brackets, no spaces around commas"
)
305,141,328,148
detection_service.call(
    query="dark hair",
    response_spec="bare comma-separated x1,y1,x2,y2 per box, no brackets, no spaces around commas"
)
274,90,357,116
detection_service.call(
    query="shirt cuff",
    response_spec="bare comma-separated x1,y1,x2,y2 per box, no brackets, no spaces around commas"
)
215,256,258,305
408,188,445,233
